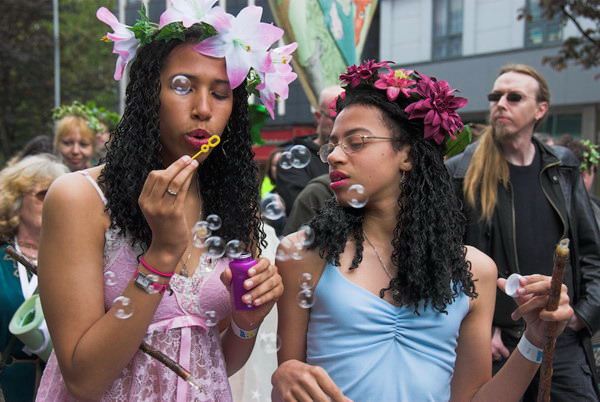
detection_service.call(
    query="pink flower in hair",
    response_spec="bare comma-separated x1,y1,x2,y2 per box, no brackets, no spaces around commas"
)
96,7,140,80
339,60,392,88
328,91,346,118
256,43,298,118
374,69,416,101
194,6,283,89
159,0,218,28
404,74,468,144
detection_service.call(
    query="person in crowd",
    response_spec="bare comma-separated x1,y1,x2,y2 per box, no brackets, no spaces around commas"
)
53,113,96,172
0,154,68,401
262,148,286,236
272,60,573,401
6,136,54,167
533,132,555,146
276,86,343,215
36,4,291,400
446,64,600,400
282,173,332,235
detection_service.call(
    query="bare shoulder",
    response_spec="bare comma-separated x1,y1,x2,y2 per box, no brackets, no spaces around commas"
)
277,231,326,282
464,245,497,283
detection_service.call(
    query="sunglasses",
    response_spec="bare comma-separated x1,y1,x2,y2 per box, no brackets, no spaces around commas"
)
487,92,526,103
32,189,48,202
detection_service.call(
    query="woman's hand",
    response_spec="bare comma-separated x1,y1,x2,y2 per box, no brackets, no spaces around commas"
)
220,257,283,330
271,359,351,402
497,274,573,346
138,155,198,265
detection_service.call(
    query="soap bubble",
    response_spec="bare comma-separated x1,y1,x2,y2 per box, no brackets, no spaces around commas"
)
290,145,311,168
261,194,286,221
203,236,226,259
347,184,368,208
289,242,305,261
206,214,222,231
170,75,191,95
298,272,315,290
113,296,134,319
203,310,217,327
146,274,160,295
259,332,281,354
196,255,216,274
226,239,244,259
192,221,212,244
296,289,315,309
104,271,116,287
278,151,293,170
298,225,315,247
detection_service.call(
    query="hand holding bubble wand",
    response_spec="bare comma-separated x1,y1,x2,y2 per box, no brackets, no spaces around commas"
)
191,135,220,160
4,246,205,392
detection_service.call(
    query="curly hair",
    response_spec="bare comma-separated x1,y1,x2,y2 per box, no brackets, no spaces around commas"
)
98,27,265,254
308,87,476,313
0,154,69,242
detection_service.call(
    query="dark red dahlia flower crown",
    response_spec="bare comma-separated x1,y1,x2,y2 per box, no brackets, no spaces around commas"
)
331,60,471,156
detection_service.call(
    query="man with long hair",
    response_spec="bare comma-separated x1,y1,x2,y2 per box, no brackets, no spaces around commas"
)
447,64,600,400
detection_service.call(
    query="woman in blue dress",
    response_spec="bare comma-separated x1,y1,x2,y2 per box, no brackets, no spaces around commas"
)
272,61,573,401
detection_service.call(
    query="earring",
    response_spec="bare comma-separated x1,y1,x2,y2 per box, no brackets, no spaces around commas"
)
400,171,406,184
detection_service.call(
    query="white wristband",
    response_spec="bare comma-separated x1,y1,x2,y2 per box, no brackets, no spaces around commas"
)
517,335,543,363
230,319,258,340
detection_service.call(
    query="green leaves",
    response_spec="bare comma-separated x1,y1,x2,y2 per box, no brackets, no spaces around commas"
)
128,5,157,46
445,124,472,158
155,22,185,42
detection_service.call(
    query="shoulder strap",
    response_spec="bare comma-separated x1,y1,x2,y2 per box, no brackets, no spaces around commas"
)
77,171,108,206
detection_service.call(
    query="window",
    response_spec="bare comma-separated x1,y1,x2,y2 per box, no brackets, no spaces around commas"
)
540,113,582,137
525,0,562,47
432,0,463,60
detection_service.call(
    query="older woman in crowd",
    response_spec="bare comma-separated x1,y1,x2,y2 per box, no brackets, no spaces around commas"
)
0,154,68,401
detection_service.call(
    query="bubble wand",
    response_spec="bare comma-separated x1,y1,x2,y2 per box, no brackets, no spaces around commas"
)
4,246,205,392
191,135,220,160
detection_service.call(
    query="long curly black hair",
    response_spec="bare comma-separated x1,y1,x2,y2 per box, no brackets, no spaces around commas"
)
98,26,265,254
309,85,476,313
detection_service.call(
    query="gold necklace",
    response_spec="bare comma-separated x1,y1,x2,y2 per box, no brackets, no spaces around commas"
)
180,233,197,277
363,231,393,280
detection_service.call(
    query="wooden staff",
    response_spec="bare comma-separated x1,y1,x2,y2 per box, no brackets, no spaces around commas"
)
536,238,570,402
5,246,203,390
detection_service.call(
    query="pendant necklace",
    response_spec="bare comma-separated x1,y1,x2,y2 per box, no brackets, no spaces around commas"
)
363,231,399,297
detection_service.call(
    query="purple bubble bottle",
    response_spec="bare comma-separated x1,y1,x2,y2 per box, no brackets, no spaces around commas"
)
229,253,259,311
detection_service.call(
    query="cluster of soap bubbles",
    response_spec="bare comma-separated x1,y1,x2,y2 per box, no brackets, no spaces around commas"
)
191,214,246,264
278,145,311,170
275,225,314,262
296,272,316,309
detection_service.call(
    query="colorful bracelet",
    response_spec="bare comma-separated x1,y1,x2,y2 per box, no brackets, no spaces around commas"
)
230,319,259,340
140,256,174,277
517,334,543,364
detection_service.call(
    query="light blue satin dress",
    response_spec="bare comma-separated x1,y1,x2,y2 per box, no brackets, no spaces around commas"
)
306,263,470,402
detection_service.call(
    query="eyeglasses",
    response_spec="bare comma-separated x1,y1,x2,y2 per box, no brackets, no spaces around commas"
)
318,134,394,163
32,189,48,202
487,92,527,103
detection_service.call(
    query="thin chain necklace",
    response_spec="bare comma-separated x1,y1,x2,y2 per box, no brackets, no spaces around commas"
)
180,233,197,277
363,231,393,280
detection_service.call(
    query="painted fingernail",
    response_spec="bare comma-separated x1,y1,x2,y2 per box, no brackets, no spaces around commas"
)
248,268,256,276
245,280,253,288
254,298,261,305
182,155,191,162
244,295,252,302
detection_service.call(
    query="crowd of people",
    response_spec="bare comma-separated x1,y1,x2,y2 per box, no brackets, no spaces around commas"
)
0,1,599,402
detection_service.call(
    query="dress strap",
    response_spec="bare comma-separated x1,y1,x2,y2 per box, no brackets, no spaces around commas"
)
77,171,108,206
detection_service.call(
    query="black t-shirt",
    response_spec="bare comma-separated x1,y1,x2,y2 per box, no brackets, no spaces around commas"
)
509,144,563,277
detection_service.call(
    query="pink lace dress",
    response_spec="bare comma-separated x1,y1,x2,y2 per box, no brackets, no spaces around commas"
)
36,171,233,401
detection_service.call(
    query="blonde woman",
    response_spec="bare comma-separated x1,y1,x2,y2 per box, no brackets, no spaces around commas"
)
0,154,68,401
53,115,96,171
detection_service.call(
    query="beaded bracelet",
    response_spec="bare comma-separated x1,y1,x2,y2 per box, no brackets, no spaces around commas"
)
140,256,174,278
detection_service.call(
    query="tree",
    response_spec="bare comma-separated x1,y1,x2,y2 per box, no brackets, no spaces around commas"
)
519,0,600,78
0,0,117,165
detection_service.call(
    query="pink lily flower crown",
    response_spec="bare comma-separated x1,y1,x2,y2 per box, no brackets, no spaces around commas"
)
96,0,298,119
331,60,471,155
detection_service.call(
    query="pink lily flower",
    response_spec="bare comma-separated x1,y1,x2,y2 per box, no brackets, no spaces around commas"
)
96,7,140,80
255,43,298,118
268,42,298,74
374,69,416,101
194,6,283,89
159,0,218,28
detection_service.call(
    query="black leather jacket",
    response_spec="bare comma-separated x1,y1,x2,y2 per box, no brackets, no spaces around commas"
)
446,138,600,377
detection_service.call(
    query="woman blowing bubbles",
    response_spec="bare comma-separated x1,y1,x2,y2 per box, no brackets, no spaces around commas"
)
272,62,573,401
36,2,296,400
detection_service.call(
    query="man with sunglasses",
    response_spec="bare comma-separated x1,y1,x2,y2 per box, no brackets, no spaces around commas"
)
276,86,343,217
447,64,600,401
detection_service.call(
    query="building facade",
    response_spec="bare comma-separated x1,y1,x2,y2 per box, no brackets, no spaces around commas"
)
379,0,600,141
